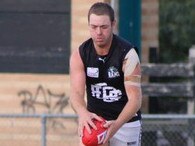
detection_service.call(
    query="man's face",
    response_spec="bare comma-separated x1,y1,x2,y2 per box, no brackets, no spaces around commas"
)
89,14,114,48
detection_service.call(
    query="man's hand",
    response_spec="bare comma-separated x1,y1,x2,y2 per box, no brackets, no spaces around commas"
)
78,111,103,137
102,120,120,144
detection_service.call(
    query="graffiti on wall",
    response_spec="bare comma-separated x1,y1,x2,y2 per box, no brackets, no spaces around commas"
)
18,84,74,133
18,84,68,114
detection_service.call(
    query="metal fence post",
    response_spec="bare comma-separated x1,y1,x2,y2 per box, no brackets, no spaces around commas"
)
41,114,47,146
188,45,195,115
188,45,195,146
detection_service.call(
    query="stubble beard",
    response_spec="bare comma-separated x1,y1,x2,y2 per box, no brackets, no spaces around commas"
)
95,34,113,49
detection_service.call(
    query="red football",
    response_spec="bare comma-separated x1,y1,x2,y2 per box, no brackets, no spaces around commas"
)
82,118,107,146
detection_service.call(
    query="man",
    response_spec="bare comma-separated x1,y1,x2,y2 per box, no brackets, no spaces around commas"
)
70,2,142,146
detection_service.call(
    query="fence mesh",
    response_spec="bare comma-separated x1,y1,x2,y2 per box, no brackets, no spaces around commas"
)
142,115,195,146
0,114,79,146
0,117,41,146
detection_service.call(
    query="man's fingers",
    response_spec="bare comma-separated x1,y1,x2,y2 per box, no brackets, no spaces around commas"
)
102,121,114,144
80,113,104,135
88,113,103,130
84,122,92,134
103,120,113,128
88,118,97,130
92,114,103,121
84,115,98,134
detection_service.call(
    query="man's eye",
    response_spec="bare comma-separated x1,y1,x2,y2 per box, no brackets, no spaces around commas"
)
101,26,109,29
91,26,96,29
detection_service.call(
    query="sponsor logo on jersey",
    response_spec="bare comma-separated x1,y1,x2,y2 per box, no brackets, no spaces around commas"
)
91,83,122,102
87,67,99,78
108,66,120,78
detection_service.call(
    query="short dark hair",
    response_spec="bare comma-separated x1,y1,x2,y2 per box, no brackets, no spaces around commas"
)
88,2,115,22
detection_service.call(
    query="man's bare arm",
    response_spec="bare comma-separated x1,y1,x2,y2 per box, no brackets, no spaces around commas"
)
69,49,102,135
69,49,87,115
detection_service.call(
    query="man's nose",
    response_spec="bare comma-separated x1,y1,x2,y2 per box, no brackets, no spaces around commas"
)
96,27,102,34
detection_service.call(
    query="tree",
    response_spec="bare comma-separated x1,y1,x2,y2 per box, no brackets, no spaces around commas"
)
159,0,195,63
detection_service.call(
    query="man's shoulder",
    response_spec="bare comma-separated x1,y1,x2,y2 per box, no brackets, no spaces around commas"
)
78,38,93,63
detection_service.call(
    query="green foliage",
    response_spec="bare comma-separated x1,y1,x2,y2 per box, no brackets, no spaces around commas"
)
159,0,195,63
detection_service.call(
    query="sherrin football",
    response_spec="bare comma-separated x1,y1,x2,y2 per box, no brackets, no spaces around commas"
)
82,118,107,146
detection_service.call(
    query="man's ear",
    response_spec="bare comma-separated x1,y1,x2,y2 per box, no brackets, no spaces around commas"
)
111,19,116,27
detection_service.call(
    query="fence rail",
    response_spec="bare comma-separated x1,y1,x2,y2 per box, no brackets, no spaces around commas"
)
141,63,195,98
141,63,194,77
141,58,195,115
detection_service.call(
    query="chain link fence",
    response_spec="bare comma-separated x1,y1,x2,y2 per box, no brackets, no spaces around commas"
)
0,114,78,146
142,114,195,146
0,114,195,146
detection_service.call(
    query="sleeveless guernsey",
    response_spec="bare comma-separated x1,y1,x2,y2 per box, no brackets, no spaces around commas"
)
79,34,141,122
